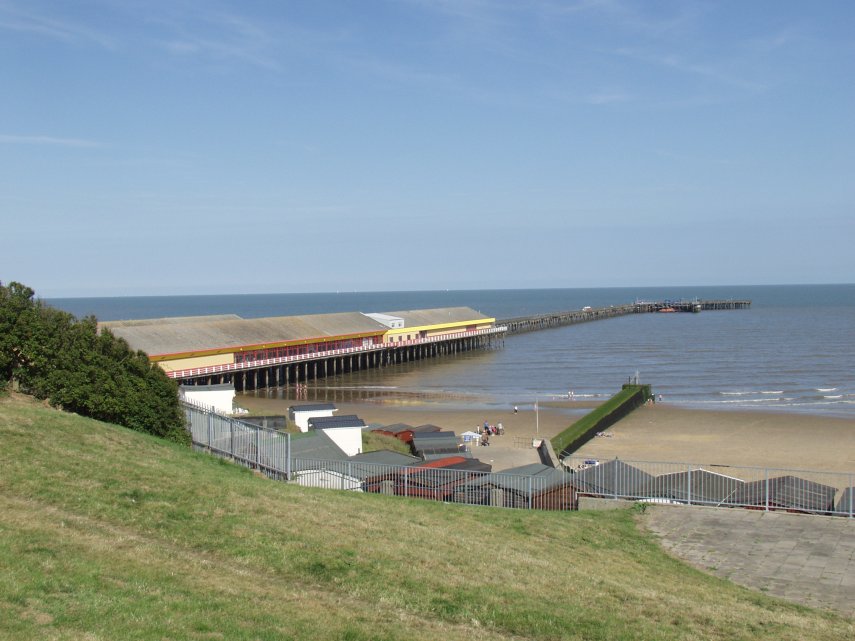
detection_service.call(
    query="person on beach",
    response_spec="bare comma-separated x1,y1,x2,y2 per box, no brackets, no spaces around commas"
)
513,405,518,414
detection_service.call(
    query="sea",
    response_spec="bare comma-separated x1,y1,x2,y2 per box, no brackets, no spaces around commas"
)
48,284,855,418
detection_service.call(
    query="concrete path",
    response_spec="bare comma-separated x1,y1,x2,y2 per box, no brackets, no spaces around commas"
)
643,505,855,619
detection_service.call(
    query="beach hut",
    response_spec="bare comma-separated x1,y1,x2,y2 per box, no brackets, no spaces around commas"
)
362,456,470,499
307,414,365,456
371,423,416,443
638,469,744,506
411,431,461,459
289,430,355,489
288,403,338,432
729,475,838,514
569,459,653,499
453,464,575,510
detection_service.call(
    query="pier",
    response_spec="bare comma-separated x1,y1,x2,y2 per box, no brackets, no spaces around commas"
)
499,299,751,335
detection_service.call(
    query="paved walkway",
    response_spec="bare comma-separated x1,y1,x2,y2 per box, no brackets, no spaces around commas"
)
643,505,855,619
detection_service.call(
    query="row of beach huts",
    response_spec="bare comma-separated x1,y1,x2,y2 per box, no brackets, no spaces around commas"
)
257,404,854,516
188,403,855,518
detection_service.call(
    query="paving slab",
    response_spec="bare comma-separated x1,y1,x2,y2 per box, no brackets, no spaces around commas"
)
642,505,855,619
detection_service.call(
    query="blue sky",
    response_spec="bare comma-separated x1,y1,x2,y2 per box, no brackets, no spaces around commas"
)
1,0,853,297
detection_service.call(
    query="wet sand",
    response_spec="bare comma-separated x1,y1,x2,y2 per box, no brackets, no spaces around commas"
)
237,394,855,473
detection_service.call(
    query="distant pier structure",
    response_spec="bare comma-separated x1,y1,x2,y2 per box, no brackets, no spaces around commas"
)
499,299,750,334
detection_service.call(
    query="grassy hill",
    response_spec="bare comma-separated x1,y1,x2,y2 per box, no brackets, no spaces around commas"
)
1,393,851,641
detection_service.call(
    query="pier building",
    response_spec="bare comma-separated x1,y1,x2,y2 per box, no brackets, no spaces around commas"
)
100,307,504,391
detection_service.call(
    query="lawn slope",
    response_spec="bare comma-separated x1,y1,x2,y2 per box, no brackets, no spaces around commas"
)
0,394,850,641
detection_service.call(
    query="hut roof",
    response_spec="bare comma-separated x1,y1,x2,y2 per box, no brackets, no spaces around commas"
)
308,415,365,430
289,431,349,468
349,450,420,467
638,469,744,504
570,460,653,496
411,424,444,433
412,433,460,456
289,403,337,413
374,423,415,434
730,475,838,513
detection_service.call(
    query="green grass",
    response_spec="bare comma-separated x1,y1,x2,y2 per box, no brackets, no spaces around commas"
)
361,430,413,455
1,393,851,640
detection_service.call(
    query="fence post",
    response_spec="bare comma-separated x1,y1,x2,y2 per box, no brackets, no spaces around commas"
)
229,419,234,457
207,411,213,450
528,476,533,510
255,426,260,469
849,473,853,519
687,464,692,505
765,468,769,511
286,433,291,481
614,459,618,499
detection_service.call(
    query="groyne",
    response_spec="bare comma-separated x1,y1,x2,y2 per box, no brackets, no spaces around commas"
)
499,299,750,334
551,384,652,458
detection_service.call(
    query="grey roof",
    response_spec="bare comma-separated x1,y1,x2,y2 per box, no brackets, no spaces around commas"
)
570,460,653,496
446,459,493,473
289,430,349,465
373,423,414,434
101,311,388,356
100,306,492,357
638,469,744,505
289,403,337,413
422,451,471,461
412,433,460,455
380,307,492,326
308,415,365,430
457,464,570,493
349,450,420,466
342,451,421,481
730,476,837,513
413,430,457,439
412,424,443,433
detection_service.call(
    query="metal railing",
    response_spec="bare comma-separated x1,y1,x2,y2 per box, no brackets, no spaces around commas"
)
183,403,854,517
563,456,854,517
183,401,572,510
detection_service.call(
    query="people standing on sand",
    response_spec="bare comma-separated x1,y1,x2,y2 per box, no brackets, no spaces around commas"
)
497,422,504,435
513,405,518,414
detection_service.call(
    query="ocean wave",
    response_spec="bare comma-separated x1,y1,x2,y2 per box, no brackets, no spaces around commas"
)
761,390,783,395
824,395,843,399
816,387,838,392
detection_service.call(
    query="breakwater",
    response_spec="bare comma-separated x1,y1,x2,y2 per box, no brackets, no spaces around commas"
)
499,299,750,334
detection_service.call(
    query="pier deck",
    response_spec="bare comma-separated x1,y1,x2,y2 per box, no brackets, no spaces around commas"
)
499,299,750,334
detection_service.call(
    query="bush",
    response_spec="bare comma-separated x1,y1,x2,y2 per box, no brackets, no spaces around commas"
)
0,281,187,443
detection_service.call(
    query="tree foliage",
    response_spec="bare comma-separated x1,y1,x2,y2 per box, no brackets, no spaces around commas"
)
0,281,187,443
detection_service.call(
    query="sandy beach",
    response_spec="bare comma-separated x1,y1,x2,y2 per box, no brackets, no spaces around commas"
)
237,393,855,474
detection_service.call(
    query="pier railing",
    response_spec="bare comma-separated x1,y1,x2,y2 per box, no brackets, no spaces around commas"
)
167,324,507,380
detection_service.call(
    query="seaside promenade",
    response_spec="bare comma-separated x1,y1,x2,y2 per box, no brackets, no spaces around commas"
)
644,505,855,618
